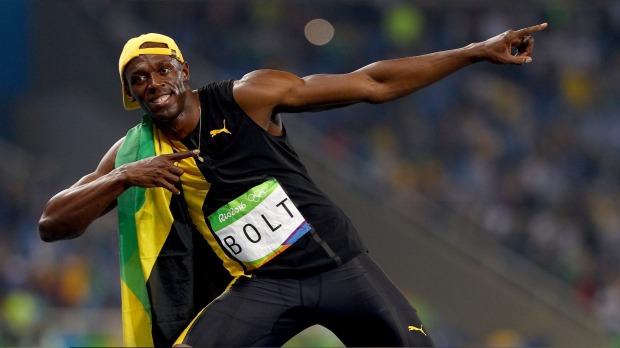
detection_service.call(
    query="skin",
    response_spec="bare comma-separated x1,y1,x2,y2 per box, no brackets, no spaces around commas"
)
38,23,547,242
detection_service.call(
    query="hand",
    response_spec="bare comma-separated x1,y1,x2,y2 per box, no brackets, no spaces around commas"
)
118,150,200,194
481,22,548,65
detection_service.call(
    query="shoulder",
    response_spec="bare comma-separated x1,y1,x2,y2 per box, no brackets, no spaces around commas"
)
232,70,296,122
232,69,303,105
235,69,302,89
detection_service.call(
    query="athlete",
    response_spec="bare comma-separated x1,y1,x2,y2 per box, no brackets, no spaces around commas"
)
39,22,547,347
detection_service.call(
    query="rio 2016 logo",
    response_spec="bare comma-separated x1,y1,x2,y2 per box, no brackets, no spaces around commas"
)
218,202,247,223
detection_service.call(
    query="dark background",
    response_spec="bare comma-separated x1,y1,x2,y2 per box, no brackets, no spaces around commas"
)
1,1,619,346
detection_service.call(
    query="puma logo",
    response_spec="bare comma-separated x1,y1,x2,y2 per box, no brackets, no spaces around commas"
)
408,325,427,336
210,120,232,137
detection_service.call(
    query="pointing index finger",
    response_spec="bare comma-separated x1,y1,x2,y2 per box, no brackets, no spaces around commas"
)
515,22,548,38
168,149,201,160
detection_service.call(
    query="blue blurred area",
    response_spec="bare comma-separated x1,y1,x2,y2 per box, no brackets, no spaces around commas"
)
0,0,30,140
2,0,620,346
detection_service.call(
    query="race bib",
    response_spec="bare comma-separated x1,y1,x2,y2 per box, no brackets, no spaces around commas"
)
208,179,311,269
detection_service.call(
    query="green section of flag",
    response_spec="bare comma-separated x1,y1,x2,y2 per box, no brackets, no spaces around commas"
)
116,115,155,320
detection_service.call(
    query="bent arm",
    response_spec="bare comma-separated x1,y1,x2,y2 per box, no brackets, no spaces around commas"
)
38,138,127,242
39,137,203,242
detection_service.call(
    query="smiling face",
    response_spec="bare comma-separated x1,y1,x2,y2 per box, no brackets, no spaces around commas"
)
123,43,191,123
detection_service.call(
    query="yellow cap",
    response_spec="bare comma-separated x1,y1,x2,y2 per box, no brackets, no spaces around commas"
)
118,33,185,110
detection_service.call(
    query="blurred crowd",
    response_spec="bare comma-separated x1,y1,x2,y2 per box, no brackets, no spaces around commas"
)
2,0,620,346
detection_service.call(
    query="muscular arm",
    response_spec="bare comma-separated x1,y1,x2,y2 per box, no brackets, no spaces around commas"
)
38,138,126,241
38,138,200,242
234,23,547,128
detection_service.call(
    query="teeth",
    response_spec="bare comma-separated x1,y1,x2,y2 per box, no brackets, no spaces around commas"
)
153,94,171,103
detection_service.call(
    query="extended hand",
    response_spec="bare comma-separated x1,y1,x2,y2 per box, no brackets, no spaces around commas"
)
118,150,200,194
482,22,548,65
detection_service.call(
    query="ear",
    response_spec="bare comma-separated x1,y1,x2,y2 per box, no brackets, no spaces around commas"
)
182,62,190,82
124,85,135,101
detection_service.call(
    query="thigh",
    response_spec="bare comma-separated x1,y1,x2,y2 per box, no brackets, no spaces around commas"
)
178,276,309,347
319,254,434,347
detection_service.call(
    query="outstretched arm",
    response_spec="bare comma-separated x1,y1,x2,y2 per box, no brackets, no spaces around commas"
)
38,138,200,242
233,23,547,127
351,22,545,102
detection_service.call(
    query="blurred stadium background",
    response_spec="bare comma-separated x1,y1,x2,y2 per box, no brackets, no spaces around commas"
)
2,0,620,347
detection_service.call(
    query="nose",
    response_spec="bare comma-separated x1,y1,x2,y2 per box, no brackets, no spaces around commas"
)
148,72,165,89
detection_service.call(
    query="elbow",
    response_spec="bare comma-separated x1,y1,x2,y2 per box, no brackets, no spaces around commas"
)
38,217,59,242
38,215,78,242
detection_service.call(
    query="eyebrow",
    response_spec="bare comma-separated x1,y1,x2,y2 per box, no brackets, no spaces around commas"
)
128,56,178,74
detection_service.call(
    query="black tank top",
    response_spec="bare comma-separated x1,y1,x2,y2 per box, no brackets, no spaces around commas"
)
181,80,366,277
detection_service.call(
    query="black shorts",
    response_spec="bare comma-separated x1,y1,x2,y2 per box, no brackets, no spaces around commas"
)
175,253,434,347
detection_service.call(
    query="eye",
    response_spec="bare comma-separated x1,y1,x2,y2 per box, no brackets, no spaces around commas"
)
131,75,147,84
160,66,171,74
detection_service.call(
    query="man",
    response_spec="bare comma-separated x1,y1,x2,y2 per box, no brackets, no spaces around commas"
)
39,22,547,347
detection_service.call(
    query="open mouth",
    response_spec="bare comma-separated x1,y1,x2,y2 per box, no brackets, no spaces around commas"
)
151,93,172,105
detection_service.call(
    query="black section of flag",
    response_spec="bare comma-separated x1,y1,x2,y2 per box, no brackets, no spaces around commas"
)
146,188,232,348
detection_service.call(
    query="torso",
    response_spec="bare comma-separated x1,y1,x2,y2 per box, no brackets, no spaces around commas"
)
180,80,366,277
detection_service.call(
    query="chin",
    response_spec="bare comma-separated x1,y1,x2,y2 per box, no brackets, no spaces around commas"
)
148,104,181,120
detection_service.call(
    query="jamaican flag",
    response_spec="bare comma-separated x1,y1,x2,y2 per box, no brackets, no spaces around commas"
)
115,115,231,347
